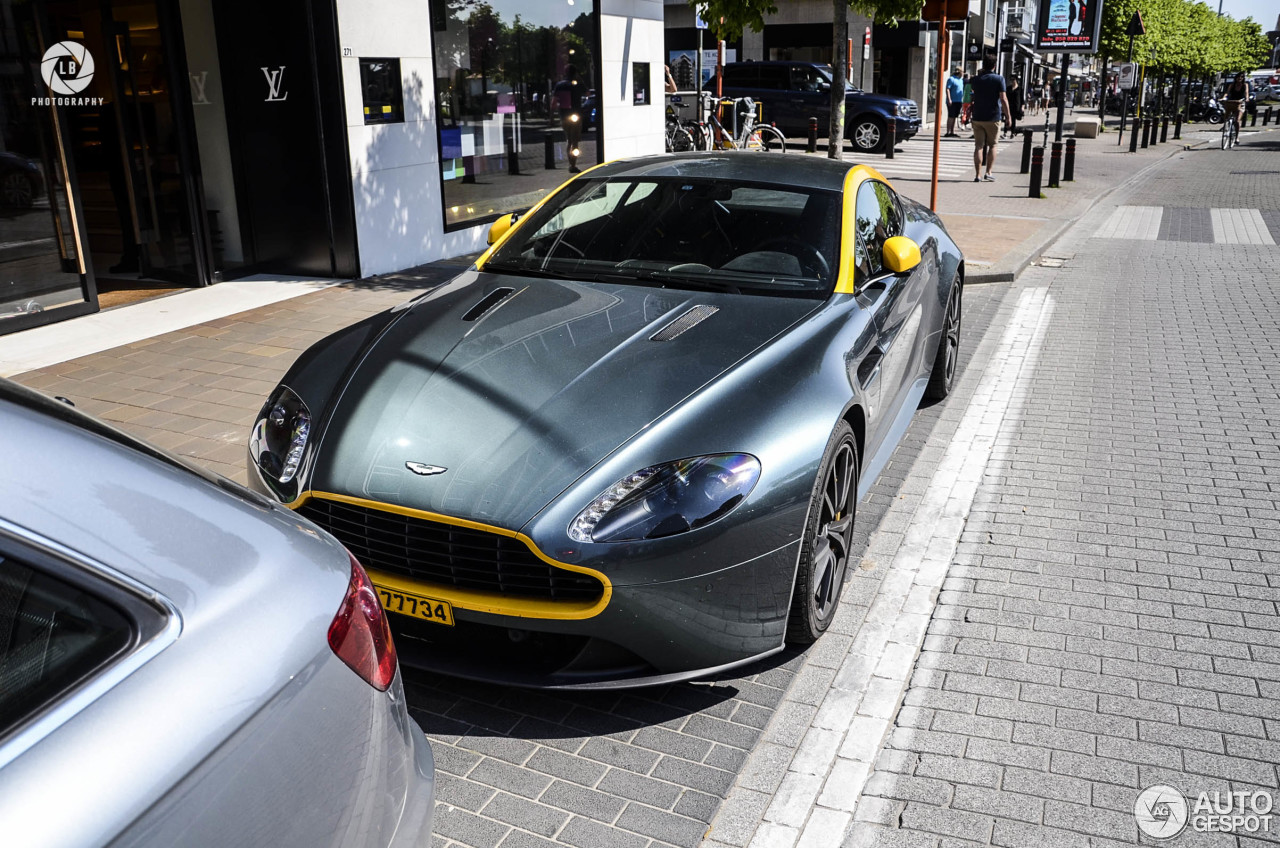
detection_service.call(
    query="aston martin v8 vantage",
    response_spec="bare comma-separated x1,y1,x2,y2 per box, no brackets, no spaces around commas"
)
248,153,964,688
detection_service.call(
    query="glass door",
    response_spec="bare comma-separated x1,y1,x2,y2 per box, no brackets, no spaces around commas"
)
96,0,203,284
0,0,96,330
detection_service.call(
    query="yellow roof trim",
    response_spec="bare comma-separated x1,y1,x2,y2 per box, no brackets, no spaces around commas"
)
834,164,892,295
289,491,612,620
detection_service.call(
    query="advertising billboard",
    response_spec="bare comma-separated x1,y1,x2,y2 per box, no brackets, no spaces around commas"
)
1035,0,1103,52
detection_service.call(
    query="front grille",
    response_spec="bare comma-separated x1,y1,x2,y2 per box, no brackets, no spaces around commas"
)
903,102,919,120
299,498,603,602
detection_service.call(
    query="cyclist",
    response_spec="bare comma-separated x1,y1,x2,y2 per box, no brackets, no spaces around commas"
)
1221,72,1251,132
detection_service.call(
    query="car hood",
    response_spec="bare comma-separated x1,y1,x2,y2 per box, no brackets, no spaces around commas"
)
310,271,819,529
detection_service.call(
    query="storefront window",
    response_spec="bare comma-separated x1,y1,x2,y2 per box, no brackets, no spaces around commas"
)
0,0,94,327
431,0,599,231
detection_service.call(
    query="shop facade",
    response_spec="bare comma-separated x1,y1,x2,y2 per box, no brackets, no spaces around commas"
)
1,0,664,333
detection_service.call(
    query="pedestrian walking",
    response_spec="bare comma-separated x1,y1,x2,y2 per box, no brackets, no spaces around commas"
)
961,73,973,128
1006,78,1024,137
944,67,964,136
968,54,1012,182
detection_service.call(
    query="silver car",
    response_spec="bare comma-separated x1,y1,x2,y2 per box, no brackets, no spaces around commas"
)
0,380,434,847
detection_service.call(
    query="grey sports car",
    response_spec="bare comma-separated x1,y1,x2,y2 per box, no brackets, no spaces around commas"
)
248,153,963,688
0,380,434,846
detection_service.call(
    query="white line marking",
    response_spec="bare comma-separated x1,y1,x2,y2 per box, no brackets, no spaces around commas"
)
1094,205,1163,240
1211,208,1276,245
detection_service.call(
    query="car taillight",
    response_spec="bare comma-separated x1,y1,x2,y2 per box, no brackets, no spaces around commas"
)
328,553,398,691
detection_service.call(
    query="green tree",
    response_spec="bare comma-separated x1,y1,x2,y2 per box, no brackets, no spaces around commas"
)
694,0,924,157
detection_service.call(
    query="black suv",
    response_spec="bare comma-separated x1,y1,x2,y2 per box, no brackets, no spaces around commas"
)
707,61,920,153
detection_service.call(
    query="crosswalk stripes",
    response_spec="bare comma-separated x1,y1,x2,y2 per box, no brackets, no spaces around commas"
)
864,142,980,179
1095,206,1164,240
1209,208,1276,245
1095,206,1279,244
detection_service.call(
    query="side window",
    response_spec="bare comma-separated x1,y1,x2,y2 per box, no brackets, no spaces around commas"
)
854,180,886,277
791,66,823,92
872,181,903,239
0,555,132,736
757,66,788,90
722,66,756,87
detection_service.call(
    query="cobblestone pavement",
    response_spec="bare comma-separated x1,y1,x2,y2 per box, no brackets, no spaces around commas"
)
748,125,1280,847
9,237,1002,848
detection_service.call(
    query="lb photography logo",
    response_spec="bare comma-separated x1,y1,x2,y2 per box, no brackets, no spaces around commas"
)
33,41,104,106
1135,785,1274,839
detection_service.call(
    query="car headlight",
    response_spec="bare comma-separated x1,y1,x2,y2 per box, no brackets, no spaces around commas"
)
568,454,761,543
250,386,312,484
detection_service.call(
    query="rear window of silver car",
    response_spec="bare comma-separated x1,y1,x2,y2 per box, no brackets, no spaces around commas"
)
0,555,132,738
486,177,843,297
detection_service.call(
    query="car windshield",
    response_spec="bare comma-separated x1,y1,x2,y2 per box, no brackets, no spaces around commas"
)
485,176,843,297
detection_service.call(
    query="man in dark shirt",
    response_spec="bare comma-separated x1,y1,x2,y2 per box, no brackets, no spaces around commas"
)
969,55,1012,182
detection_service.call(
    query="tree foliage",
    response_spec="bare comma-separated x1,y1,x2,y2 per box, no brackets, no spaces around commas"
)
1100,0,1272,75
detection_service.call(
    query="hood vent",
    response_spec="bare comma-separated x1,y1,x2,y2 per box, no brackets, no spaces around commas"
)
462,287,517,322
650,305,719,342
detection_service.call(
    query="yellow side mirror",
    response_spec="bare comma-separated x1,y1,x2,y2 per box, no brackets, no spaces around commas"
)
882,236,921,274
487,213,518,245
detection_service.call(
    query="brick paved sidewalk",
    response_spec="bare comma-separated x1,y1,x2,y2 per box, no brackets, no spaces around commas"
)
703,128,1280,848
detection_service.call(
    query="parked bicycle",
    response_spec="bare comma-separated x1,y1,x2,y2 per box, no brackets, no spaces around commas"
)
707,97,787,152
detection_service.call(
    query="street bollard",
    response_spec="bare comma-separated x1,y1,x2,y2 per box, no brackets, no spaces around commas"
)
1064,138,1076,181
1174,114,1182,139
1141,119,1150,149
807,117,818,153
1029,146,1044,197
544,133,555,170
1250,109,1258,127
506,137,520,175
1020,130,1033,174
885,119,895,159
1160,117,1169,143
1130,117,1140,152
1265,107,1273,126
1048,141,1062,188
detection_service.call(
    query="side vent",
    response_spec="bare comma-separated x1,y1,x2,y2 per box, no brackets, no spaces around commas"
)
650,305,719,342
462,287,516,322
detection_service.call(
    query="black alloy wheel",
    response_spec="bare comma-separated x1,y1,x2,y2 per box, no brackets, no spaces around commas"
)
925,276,963,400
788,421,858,644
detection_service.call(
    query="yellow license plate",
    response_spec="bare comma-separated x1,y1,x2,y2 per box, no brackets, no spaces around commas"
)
375,585,454,626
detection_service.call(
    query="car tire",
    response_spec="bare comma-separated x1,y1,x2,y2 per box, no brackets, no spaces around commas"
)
787,420,858,645
924,276,963,400
1,172,33,208
849,116,885,153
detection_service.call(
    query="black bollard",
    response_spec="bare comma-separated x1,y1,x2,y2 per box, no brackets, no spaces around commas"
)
885,119,895,159
506,136,520,175
807,117,818,153
1048,141,1062,187
1141,119,1150,149
1064,138,1076,181
1020,129,1033,174
1265,107,1273,126
544,133,555,170
1130,117,1140,152
1160,117,1169,143
1029,146,1044,198
1250,109,1258,127
1174,114,1182,139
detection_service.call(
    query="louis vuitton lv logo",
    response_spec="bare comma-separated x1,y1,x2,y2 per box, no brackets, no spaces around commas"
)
262,66,288,102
